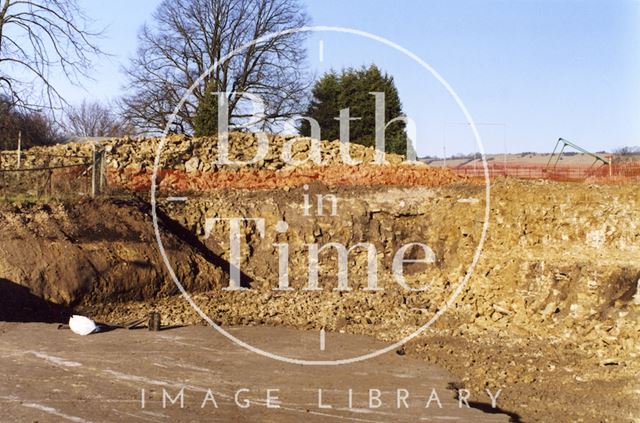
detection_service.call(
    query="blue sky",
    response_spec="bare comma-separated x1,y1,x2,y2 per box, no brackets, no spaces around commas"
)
53,0,640,156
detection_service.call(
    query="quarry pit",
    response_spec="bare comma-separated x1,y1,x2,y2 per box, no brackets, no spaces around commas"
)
0,134,639,422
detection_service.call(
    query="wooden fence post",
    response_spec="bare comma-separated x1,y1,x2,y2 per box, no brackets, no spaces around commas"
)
91,145,105,198
91,146,98,198
609,155,613,178
17,131,21,169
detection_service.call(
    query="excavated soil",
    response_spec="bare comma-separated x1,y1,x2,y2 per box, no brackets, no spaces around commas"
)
1,135,639,422
0,198,227,317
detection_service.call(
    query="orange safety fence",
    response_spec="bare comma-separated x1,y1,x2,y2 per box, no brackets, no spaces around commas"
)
450,162,640,181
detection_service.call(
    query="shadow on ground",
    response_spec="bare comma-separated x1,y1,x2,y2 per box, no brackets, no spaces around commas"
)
0,278,71,323
152,205,253,289
469,401,522,423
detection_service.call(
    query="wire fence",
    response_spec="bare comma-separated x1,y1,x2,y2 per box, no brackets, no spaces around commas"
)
0,151,96,200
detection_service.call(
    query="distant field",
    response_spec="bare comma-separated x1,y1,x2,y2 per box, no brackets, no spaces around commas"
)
423,152,640,168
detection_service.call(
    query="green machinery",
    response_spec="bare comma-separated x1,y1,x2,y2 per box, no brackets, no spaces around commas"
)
545,138,610,177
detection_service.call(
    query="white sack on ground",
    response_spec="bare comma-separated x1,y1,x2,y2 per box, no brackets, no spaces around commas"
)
69,315,97,336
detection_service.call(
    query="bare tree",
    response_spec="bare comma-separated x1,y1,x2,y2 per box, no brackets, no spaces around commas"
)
121,0,310,134
613,146,640,156
0,95,62,148
64,100,132,137
0,0,102,111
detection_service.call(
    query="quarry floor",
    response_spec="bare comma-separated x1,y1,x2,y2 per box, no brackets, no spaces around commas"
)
0,323,511,423
1,321,637,423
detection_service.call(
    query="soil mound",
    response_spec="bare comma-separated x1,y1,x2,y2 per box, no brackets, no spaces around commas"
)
0,199,226,319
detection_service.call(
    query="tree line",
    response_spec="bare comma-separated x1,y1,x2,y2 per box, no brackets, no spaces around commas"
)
0,0,411,156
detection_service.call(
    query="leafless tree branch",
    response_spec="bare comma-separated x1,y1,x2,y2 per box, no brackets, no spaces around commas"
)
63,99,133,137
0,0,103,112
121,0,311,135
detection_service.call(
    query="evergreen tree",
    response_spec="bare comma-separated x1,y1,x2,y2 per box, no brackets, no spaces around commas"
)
301,65,411,157
194,80,219,136
300,71,340,140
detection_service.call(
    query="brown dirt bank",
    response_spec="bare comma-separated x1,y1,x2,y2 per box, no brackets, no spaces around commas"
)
0,198,227,318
